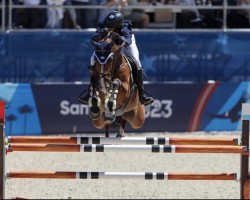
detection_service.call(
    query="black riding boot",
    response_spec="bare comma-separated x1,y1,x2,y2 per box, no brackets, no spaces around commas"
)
78,66,97,105
137,69,154,105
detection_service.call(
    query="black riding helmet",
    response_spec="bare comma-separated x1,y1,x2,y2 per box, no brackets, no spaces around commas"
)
103,11,124,28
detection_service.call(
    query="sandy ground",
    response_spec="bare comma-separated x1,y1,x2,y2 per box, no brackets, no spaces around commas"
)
4,131,246,199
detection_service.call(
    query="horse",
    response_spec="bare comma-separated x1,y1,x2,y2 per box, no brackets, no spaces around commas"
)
87,31,145,137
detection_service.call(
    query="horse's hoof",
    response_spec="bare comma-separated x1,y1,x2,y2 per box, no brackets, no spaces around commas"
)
89,96,101,120
90,106,100,115
89,110,101,120
90,97,100,113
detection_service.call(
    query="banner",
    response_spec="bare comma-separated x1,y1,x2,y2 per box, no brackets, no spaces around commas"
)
1,82,250,135
1,31,250,83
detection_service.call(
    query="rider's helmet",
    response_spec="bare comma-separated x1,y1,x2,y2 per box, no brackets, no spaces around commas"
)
103,11,124,28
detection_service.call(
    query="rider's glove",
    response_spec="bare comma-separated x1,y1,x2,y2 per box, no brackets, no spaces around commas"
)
101,28,108,37
117,36,128,46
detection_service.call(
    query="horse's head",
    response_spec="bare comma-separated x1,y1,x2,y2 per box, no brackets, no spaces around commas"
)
93,39,115,66
92,31,124,95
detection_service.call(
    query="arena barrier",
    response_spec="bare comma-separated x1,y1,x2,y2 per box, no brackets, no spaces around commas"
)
0,101,249,199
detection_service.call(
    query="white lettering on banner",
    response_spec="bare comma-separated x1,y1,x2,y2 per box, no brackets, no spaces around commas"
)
60,100,173,118
60,100,89,115
145,100,173,118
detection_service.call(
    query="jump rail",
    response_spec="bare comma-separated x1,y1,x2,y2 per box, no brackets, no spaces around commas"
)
6,171,237,180
241,119,250,199
0,100,249,199
7,136,239,145
0,101,5,199
6,144,248,154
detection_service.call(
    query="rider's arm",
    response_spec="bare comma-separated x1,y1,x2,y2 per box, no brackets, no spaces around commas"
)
119,22,132,46
91,29,103,43
91,24,106,44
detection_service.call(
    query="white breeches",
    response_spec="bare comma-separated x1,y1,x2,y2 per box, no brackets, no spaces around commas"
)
125,34,141,67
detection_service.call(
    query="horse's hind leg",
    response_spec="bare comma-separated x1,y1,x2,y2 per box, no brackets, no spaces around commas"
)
105,124,110,137
116,118,126,137
123,104,145,129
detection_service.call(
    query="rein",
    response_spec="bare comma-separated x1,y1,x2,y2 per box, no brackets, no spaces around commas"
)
94,37,124,94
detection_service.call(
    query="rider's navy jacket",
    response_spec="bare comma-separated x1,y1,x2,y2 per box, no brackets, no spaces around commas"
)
91,20,133,46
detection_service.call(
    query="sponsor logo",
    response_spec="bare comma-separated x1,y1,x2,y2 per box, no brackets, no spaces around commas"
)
60,100,89,115
145,99,173,118
60,99,173,119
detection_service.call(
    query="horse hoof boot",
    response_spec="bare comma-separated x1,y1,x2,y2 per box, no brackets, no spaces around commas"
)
89,97,100,120
89,111,101,120
90,97,100,114
108,100,114,111
90,106,100,115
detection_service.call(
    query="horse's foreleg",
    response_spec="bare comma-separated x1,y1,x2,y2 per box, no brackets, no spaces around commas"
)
104,99,116,124
105,124,109,137
104,81,120,124
116,118,126,137
89,89,101,120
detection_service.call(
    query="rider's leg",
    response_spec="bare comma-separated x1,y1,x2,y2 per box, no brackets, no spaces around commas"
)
78,54,96,105
127,34,154,105
136,68,154,105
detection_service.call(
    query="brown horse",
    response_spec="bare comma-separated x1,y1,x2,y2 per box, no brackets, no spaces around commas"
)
87,32,145,137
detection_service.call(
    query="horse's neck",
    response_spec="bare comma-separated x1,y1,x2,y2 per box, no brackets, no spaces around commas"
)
112,45,123,63
112,45,119,54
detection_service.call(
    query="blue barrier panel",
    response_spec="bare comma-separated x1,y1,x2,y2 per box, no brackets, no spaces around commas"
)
0,31,250,83
0,82,250,135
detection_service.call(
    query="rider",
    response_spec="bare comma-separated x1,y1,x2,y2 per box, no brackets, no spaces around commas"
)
79,10,154,106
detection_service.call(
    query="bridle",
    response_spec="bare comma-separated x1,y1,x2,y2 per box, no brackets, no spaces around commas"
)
92,33,125,95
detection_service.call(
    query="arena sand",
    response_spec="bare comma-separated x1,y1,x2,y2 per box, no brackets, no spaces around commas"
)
5,131,244,199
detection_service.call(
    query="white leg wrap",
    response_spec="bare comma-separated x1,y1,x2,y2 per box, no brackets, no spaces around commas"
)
97,97,101,107
88,89,101,108
112,100,116,110
88,97,92,107
104,99,109,109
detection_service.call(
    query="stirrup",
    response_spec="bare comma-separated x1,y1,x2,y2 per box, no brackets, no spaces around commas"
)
78,89,89,105
144,97,154,105
78,95,89,105
140,90,154,105
140,95,154,106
